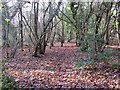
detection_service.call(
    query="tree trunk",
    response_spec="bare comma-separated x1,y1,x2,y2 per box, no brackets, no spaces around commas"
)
33,2,39,56
33,43,39,57
105,3,113,45
76,32,79,46
19,5,23,51
117,1,120,51
6,22,9,58
2,5,6,48
34,2,39,39
50,32,56,48
61,18,64,47
68,30,72,42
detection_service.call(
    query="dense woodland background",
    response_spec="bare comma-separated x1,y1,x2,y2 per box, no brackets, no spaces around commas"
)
0,0,120,89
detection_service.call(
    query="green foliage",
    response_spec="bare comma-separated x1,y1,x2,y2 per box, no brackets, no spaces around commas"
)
111,22,118,26
65,3,70,8
2,76,18,90
79,33,104,52
72,57,92,69
110,10,115,14
74,18,118,68
2,58,9,63
80,45,88,51
73,47,117,69
88,47,115,63
2,58,9,71
79,40,88,51
2,67,8,71
110,61,120,68
2,58,18,90
5,18,10,22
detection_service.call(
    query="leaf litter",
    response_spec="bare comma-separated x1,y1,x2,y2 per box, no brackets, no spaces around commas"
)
2,42,119,88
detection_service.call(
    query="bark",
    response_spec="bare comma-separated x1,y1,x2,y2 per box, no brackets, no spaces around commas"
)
34,2,39,39
104,3,113,45
22,19,35,45
50,32,56,48
68,30,72,42
33,2,61,56
94,3,104,52
33,43,39,57
117,2,120,51
22,15,37,41
40,2,52,54
19,4,23,50
2,5,6,48
61,7,64,47
6,22,9,58
70,2,79,46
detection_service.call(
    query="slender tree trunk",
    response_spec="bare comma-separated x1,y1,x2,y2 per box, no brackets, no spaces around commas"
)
95,8,104,52
70,2,79,46
76,32,79,46
61,19,64,47
6,22,9,58
46,21,53,43
34,2,39,39
2,5,6,48
6,6,10,58
68,30,72,42
50,32,56,48
19,5,23,51
104,3,113,45
117,2,120,51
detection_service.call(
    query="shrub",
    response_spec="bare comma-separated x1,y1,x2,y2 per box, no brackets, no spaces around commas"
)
72,47,118,69
2,58,18,90
2,75,18,90
88,48,114,63
2,59,9,63
72,56,92,69
110,61,120,68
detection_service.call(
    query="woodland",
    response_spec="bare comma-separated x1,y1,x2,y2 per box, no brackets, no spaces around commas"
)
0,0,120,89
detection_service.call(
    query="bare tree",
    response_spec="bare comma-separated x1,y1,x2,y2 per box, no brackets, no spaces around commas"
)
32,1,62,56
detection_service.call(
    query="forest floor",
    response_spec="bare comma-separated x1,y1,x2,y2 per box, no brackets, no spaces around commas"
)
2,42,119,89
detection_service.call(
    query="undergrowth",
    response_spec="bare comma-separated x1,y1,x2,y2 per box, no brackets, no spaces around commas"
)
1,58,18,90
72,47,119,69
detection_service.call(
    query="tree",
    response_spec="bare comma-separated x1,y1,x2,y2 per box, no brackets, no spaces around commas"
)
2,1,30,58
33,1,62,56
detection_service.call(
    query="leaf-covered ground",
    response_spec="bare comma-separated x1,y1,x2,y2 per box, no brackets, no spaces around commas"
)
3,42,119,89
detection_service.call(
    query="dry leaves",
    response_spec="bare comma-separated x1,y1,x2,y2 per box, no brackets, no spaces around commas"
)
3,42,119,88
